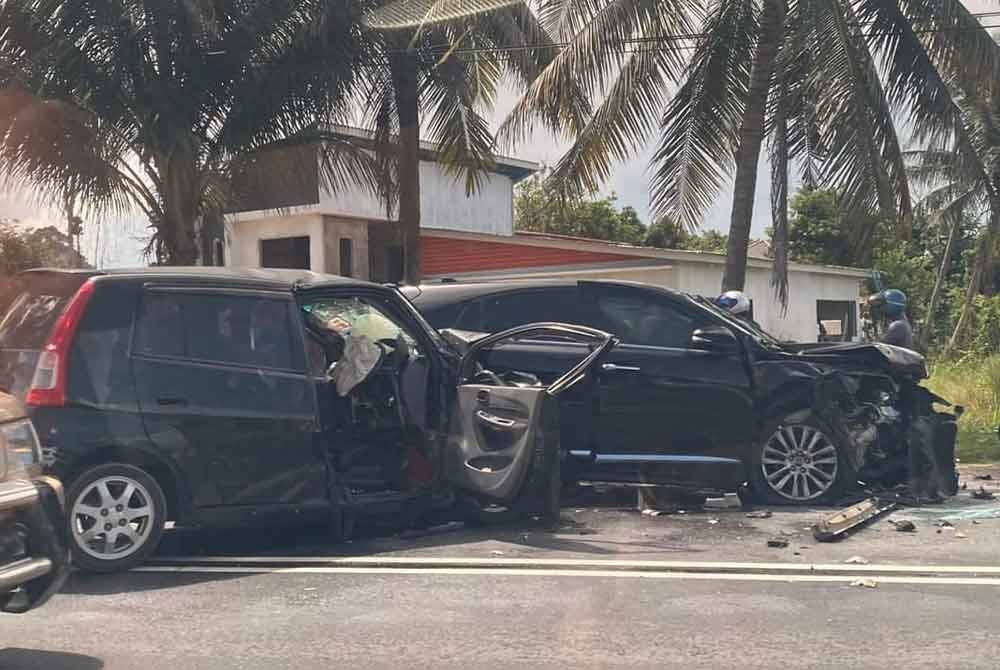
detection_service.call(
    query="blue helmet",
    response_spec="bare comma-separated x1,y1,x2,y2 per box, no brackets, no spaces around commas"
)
880,289,907,316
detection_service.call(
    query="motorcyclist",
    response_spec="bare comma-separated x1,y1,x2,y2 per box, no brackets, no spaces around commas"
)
871,288,914,349
715,290,764,331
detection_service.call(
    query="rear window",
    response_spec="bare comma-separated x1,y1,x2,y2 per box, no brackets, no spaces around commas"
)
0,273,87,349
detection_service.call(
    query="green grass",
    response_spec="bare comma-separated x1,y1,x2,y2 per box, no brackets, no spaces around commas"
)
927,356,1000,463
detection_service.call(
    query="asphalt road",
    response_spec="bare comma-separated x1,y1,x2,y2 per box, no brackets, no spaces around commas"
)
3,473,1000,670
4,568,1000,670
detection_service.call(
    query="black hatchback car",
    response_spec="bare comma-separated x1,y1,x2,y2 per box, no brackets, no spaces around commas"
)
0,268,613,572
404,279,960,505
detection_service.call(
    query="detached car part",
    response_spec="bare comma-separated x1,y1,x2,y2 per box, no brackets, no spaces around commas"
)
812,497,897,542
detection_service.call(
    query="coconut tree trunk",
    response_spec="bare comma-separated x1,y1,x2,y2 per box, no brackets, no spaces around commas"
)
391,50,421,285
157,148,201,265
946,225,993,355
721,0,786,292
919,214,960,350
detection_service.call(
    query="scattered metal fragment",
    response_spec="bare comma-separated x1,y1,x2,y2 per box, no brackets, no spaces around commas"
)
850,578,879,589
973,520,981,525
974,474,993,480
935,520,954,528
955,532,968,539
813,498,897,542
641,508,667,517
889,519,917,533
745,510,773,519
767,537,790,548
708,518,719,525
490,550,505,556
972,487,996,501
844,556,870,565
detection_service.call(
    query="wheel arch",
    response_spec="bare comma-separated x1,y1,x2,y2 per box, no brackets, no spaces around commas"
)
63,446,188,523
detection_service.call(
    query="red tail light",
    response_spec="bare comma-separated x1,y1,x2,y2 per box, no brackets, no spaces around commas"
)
26,279,96,407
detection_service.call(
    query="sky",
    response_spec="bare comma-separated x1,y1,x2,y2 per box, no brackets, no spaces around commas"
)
0,0,994,267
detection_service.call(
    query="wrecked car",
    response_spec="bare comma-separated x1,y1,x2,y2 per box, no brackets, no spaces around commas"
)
0,392,68,612
0,269,614,571
404,279,961,505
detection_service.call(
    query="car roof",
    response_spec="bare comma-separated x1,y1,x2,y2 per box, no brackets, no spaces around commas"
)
402,278,691,309
19,267,379,292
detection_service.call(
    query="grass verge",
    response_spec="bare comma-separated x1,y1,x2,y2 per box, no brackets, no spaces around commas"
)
927,356,1000,463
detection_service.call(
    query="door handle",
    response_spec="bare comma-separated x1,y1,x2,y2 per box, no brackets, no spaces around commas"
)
476,410,516,429
601,363,641,373
156,396,188,406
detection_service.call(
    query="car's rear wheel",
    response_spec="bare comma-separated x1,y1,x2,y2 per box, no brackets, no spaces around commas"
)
67,463,167,573
749,413,851,505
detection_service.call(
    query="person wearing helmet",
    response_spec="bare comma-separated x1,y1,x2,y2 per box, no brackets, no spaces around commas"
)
716,290,751,317
874,289,914,349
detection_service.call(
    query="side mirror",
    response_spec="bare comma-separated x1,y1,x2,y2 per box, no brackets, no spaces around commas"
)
691,325,738,351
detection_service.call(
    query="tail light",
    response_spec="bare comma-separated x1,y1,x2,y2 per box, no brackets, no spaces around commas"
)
26,279,96,407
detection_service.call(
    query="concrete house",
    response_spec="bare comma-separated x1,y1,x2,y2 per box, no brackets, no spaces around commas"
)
223,130,869,343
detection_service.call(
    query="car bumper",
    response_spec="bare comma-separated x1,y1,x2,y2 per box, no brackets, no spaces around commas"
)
0,476,69,613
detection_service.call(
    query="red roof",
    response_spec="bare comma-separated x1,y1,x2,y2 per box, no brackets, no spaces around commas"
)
421,234,633,277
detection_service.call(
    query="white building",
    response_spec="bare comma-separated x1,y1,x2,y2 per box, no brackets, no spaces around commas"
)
223,131,868,343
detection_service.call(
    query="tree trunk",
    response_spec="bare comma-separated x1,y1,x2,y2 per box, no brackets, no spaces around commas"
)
722,0,787,292
391,50,421,285
945,225,993,355
919,214,960,350
156,148,200,265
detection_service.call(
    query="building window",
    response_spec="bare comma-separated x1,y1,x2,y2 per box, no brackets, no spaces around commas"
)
817,300,857,342
385,245,404,284
260,236,310,270
212,238,225,267
339,238,354,277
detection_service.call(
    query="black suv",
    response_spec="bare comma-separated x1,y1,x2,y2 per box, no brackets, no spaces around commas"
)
0,269,613,571
404,280,960,505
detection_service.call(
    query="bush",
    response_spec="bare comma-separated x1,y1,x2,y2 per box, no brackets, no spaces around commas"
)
927,356,1000,463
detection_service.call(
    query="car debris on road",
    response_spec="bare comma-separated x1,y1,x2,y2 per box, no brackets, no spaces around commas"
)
767,537,790,548
889,519,917,532
850,578,879,588
972,487,996,500
813,498,897,541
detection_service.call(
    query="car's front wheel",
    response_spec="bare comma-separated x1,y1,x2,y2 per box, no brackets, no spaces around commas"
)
749,413,852,505
66,463,167,572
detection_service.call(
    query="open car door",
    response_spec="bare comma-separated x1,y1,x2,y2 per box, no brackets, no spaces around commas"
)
445,323,616,517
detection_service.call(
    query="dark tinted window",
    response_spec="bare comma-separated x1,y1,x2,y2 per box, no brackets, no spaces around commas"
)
589,290,696,348
135,292,297,370
480,288,582,334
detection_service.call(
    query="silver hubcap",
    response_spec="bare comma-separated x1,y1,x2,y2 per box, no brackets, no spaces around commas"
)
71,476,155,560
761,424,838,501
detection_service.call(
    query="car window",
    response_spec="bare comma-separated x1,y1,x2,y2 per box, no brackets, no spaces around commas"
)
591,291,696,348
134,292,297,371
0,273,88,350
480,288,583,337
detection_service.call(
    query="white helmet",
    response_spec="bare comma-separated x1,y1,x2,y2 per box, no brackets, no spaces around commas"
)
716,290,751,316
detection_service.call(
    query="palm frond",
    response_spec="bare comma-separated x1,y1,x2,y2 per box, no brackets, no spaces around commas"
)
649,0,758,230
364,0,523,30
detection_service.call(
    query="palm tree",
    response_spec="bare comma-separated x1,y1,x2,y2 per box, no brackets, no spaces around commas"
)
0,0,385,265
504,0,1000,302
906,87,1000,354
361,0,567,284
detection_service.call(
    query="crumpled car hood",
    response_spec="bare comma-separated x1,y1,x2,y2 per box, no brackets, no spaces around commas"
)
782,342,928,380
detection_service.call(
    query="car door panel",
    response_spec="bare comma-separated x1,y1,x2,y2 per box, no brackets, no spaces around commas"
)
131,289,325,511
447,323,615,502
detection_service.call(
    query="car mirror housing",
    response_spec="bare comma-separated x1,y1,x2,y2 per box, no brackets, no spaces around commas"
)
691,325,739,351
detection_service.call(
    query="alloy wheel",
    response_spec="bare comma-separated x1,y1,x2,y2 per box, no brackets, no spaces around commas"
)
761,424,839,502
70,476,156,560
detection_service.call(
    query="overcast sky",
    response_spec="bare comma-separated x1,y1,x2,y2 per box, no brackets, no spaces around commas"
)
0,0,994,267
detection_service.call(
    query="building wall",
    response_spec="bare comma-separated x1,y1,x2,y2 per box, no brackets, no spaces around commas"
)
316,161,516,236
322,216,369,278
422,235,635,276
225,214,326,271
669,262,860,342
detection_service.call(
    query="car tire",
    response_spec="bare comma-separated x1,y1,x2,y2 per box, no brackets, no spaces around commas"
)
66,463,167,573
749,411,853,505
